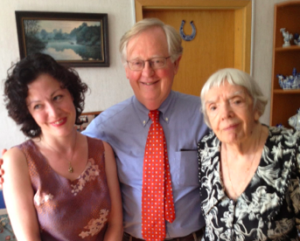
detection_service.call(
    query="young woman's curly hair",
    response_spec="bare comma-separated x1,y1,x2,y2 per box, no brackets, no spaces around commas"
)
4,53,88,138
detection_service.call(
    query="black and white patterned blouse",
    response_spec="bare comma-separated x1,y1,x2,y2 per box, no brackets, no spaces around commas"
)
197,126,300,241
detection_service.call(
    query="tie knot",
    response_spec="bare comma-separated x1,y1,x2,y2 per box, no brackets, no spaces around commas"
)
149,110,159,123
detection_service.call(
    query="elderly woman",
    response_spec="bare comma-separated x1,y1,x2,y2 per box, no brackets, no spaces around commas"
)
198,68,300,240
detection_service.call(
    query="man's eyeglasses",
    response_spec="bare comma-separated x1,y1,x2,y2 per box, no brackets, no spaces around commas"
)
126,56,171,71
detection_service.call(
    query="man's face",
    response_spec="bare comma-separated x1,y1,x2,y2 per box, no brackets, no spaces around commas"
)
125,27,181,110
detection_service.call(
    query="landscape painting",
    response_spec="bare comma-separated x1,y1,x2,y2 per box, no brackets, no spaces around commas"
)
15,12,109,67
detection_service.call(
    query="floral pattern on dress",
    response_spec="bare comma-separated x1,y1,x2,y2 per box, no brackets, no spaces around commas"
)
78,209,109,238
34,190,54,206
198,126,300,241
71,158,100,196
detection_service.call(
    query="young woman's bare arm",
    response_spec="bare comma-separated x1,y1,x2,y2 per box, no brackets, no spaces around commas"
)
2,147,41,240
102,141,123,241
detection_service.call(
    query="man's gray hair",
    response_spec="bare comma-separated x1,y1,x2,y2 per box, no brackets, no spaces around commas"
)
119,18,183,64
200,68,268,128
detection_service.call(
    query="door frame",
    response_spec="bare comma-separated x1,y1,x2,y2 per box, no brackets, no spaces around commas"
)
133,0,252,74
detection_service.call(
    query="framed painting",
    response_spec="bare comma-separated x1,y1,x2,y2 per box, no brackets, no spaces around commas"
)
15,11,109,67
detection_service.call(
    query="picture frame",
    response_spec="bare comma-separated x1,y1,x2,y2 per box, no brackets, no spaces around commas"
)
76,111,102,132
15,11,109,67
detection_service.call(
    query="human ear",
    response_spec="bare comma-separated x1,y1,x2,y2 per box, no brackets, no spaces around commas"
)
173,55,182,75
254,110,260,122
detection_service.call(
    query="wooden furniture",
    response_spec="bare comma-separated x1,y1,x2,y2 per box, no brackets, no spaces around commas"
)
76,111,101,132
270,1,300,127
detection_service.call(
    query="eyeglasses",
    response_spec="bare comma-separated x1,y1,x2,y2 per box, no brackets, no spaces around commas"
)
126,56,171,71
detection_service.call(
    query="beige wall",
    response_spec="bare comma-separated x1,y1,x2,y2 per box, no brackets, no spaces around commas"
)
0,0,288,149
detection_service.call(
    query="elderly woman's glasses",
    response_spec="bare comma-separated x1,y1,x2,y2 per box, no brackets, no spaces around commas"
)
126,56,171,71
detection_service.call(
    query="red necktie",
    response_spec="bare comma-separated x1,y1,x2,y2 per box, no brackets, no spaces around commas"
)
141,110,175,241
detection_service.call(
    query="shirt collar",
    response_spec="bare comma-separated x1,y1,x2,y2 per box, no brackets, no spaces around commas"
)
133,91,176,126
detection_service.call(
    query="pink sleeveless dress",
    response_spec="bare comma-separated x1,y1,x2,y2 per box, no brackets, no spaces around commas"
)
17,137,111,240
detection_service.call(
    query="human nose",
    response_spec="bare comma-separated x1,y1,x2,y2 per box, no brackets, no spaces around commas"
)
220,102,232,120
47,103,59,117
141,60,154,77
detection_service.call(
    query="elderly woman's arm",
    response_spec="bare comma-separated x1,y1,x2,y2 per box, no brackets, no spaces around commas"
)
291,131,300,230
288,131,300,231
2,148,41,240
103,141,123,241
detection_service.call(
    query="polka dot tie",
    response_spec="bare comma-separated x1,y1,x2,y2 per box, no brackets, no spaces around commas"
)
141,110,175,241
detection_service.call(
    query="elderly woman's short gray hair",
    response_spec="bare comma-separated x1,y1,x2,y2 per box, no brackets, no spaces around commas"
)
119,18,183,64
200,68,268,128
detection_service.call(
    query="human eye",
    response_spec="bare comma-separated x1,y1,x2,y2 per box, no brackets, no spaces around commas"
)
151,58,165,67
130,60,143,67
53,94,63,101
208,104,217,112
231,97,243,105
33,104,42,110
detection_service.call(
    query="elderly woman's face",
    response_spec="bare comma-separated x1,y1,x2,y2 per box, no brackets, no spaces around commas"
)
204,81,259,145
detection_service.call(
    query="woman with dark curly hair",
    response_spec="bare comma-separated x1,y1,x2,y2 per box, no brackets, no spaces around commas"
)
2,53,123,240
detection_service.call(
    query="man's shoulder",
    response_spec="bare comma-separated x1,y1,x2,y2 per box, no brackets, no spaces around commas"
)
175,91,200,101
172,91,201,113
98,96,135,122
82,96,135,139
174,91,201,105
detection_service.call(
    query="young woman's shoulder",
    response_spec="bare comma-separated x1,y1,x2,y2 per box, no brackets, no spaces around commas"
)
2,146,27,170
3,145,25,158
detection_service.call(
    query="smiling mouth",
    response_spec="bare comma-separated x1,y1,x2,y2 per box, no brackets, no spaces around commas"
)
55,120,64,124
142,80,158,86
52,118,66,125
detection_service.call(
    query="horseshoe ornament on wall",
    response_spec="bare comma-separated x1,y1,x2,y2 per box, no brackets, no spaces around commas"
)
180,20,196,41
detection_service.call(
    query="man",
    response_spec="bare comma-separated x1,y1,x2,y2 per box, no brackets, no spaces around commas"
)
1,18,208,240
83,18,208,240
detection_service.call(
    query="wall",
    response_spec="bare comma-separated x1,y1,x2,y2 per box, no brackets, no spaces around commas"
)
0,0,288,149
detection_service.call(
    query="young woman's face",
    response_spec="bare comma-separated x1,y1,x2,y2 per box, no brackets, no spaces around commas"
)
26,74,76,138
